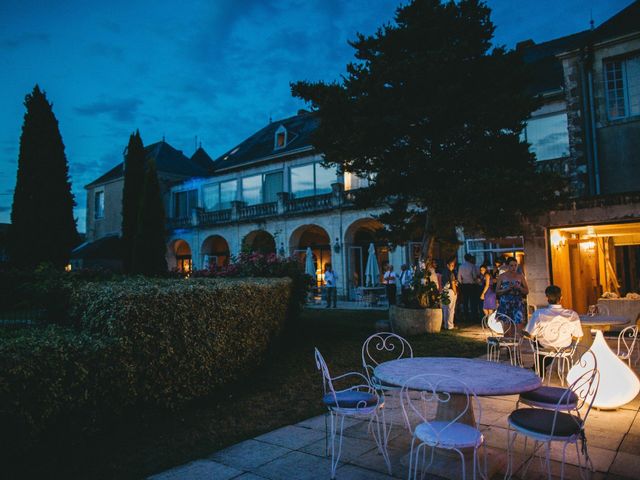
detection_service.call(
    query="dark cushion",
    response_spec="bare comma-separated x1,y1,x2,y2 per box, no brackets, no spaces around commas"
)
520,386,578,407
509,408,583,437
322,391,378,409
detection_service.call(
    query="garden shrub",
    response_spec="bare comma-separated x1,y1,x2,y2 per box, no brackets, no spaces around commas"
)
68,277,292,407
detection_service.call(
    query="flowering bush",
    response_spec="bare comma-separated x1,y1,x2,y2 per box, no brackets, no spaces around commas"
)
405,268,450,309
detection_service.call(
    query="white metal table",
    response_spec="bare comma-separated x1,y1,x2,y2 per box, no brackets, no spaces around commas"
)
579,314,629,348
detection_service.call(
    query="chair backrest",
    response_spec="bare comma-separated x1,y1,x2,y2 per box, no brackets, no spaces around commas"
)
535,317,578,350
482,311,511,336
400,374,481,441
563,349,600,425
361,332,413,382
617,326,638,360
494,313,517,340
315,348,337,401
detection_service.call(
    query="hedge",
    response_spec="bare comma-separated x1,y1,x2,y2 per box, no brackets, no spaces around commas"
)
0,277,292,451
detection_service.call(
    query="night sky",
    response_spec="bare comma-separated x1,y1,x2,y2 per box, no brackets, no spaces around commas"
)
0,0,634,232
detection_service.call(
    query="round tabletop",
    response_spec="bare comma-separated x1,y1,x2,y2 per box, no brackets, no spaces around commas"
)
373,357,541,396
579,315,629,327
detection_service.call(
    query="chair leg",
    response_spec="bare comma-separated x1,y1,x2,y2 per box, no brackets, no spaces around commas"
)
456,448,466,480
328,411,345,479
504,425,515,479
371,410,392,475
544,441,552,480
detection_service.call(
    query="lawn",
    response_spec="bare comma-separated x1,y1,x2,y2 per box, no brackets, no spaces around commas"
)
7,307,485,479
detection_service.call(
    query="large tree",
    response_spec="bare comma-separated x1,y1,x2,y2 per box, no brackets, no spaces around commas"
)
8,85,78,269
292,0,564,260
132,159,167,275
121,130,146,272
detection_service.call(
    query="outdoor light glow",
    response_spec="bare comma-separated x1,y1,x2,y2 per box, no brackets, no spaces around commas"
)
550,231,565,248
567,331,640,409
580,240,595,251
65,264,72,272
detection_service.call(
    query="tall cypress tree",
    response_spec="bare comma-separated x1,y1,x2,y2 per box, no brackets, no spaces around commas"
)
121,130,146,272
8,85,78,269
132,159,167,275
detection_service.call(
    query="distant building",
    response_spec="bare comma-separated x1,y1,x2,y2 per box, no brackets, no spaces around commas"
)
73,141,214,269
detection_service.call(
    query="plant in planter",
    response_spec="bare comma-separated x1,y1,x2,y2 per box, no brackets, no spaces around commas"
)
391,268,449,335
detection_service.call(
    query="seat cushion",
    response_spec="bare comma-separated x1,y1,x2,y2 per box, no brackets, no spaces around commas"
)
322,391,378,409
414,421,483,448
520,386,578,407
509,408,582,437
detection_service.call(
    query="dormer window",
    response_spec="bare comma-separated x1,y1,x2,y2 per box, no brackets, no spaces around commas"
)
274,125,287,150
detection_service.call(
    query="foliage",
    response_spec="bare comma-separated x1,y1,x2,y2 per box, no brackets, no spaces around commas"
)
291,0,565,257
132,159,167,274
8,85,79,269
404,268,450,309
121,130,146,273
189,252,311,320
0,277,291,455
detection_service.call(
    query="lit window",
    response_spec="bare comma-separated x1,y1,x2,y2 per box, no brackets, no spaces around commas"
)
344,172,370,191
605,55,640,120
94,191,104,219
523,112,569,161
274,125,287,149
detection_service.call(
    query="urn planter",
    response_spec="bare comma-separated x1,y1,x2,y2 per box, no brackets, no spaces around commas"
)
389,305,442,336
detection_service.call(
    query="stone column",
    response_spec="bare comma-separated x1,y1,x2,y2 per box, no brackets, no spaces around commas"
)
277,192,289,214
230,200,245,221
331,182,344,207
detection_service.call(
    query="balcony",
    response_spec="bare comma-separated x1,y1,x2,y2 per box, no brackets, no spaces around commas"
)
167,185,366,231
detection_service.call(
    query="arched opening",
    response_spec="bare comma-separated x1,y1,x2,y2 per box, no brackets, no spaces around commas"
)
242,230,276,254
168,239,192,273
289,224,331,288
201,235,230,269
344,218,389,294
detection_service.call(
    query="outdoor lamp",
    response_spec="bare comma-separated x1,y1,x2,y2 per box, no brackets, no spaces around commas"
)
567,330,640,409
333,238,341,254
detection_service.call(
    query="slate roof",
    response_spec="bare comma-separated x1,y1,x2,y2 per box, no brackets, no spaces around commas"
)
593,0,639,43
85,141,214,188
212,112,320,172
70,234,121,260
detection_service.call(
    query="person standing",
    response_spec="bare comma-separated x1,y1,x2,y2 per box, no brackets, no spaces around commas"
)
479,264,496,316
324,263,338,308
398,263,413,306
457,253,480,322
442,256,459,330
383,264,397,306
496,257,529,327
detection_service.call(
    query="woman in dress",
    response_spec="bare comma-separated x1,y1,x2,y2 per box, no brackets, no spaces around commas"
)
496,257,529,326
479,264,496,316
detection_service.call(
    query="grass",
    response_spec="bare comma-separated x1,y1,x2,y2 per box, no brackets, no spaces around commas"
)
7,308,485,479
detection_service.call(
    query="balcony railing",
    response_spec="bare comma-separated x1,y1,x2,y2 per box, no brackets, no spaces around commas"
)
286,193,333,213
200,209,232,226
167,216,191,229
239,202,277,219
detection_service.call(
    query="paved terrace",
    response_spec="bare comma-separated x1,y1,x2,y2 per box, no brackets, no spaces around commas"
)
150,328,640,480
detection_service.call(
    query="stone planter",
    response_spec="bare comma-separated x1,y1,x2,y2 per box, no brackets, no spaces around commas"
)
389,306,443,336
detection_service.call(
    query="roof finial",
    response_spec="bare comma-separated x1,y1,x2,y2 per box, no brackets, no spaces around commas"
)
590,9,594,30
269,114,272,124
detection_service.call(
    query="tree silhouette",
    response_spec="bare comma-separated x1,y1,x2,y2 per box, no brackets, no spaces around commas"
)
121,130,146,272
8,85,78,268
132,159,167,274
292,0,564,260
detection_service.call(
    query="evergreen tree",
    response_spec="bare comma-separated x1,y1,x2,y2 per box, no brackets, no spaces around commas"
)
121,130,146,272
292,0,565,260
132,159,167,275
8,85,78,269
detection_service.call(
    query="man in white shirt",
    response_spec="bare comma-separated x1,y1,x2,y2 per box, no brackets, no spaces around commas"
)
324,263,338,308
525,285,583,349
457,254,480,322
398,264,413,306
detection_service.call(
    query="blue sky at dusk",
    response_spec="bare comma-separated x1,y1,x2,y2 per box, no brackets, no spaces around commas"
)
0,0,634,232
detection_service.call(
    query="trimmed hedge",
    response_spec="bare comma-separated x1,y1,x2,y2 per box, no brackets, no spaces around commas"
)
0,277,291,451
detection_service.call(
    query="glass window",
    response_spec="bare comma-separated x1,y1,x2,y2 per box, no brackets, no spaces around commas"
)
242,175,262,205
263,171,283,203
290,164,315,198
315,164,336,194
524,112,570,161
220,180,237,209
605,55,640,120
203,184,220,211
344,172,370,191
173,189,197,217
94,191,104,219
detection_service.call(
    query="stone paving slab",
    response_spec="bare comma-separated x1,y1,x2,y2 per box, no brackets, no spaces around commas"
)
209,439,291,470
254,425,326,450
148,459,243,480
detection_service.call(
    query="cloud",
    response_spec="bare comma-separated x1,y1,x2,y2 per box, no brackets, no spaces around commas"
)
0,32,50,49
87,42,125,61
74,98,143,122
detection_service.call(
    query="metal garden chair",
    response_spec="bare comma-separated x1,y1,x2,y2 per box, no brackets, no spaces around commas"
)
483,313,523,366
505,350,599,479
528,319,579,386
616,325,638,366
314,348,391,479
400,374,486,480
